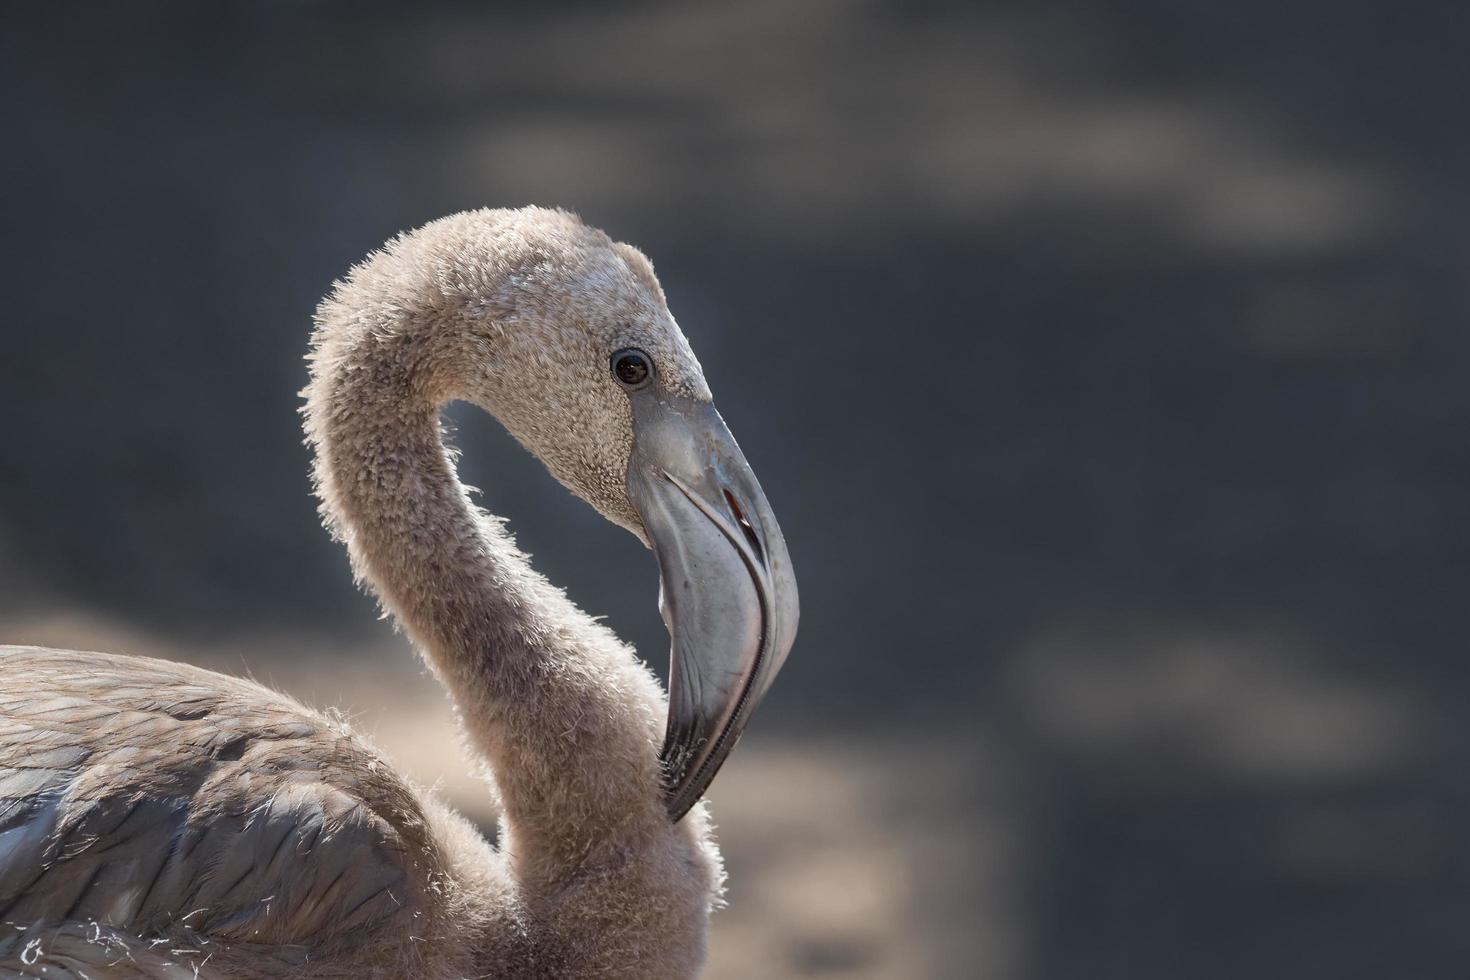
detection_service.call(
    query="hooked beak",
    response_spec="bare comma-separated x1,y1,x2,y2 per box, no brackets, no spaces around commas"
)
626,389,799,822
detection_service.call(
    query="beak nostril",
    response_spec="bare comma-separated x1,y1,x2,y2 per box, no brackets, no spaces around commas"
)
722,487,765,564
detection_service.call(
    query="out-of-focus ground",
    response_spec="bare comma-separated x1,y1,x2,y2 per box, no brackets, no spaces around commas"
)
6,600,1449,979
3,2,1469,978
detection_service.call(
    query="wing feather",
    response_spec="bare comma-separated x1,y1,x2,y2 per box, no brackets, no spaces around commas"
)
0,646,442,963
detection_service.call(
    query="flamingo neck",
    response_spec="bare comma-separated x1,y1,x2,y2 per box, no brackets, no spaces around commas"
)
303,325,688,892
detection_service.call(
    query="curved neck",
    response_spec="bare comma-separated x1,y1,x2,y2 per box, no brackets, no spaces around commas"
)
304,327,675,890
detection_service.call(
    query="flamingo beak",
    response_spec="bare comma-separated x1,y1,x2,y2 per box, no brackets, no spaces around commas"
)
625,390,800,822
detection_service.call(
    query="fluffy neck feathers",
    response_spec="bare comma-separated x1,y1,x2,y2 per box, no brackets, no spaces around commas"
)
301,254,717,914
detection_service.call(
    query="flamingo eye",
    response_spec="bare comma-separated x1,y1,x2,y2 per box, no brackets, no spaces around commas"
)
611,348,653,389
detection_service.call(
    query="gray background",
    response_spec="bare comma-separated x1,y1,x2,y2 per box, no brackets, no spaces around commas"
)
2,2,1467,978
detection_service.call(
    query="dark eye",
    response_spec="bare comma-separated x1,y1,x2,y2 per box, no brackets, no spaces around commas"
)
611,348,653,389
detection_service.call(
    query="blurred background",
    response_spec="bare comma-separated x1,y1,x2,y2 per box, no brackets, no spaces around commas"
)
2,2,1467,977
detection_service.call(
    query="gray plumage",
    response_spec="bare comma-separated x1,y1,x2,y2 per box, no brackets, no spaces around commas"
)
0,648,427,976
0,207,795,979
